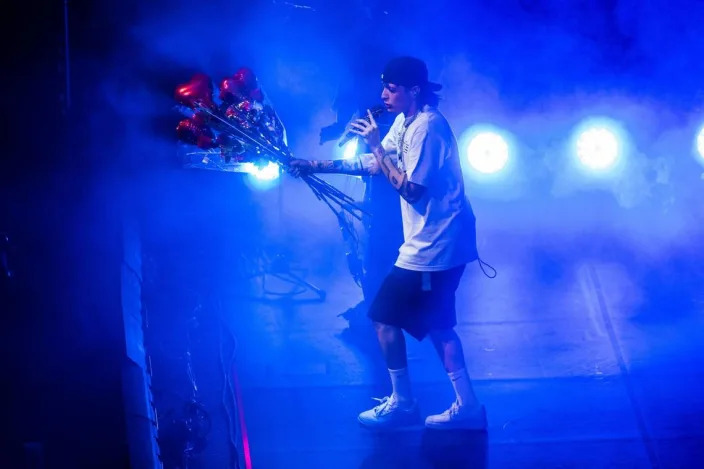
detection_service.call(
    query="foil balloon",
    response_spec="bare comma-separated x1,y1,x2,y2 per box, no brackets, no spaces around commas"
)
233,67,258,93
192,111,208,126
196,134,217,149
175,73,215,110
176,118,213,146
219,77,242,103
249,87,264,103
173,65,366,246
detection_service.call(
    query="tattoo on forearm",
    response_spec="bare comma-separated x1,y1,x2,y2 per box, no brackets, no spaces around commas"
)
309,158,367,175
372,147,424,203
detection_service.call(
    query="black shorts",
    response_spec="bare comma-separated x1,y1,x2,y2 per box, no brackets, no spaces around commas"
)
367,264,466,340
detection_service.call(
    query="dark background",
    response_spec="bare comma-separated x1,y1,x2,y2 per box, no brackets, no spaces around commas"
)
1,0,702,467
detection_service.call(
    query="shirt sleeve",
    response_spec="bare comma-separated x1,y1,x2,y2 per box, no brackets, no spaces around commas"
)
358,153,377,172
404,119,443,187
358,152,398,174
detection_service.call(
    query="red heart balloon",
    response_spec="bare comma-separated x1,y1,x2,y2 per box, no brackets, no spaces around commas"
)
219,77,243,103
192,112,208,126
176,118,213,145
233,67,258,92
176,119,199,144
196,135,217,149
175,73,215,109
249,87,264,103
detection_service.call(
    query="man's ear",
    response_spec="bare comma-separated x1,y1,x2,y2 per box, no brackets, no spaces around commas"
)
410,85,420,98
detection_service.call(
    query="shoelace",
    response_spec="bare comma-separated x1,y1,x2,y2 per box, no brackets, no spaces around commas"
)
371,396,396,416
444,400,461,417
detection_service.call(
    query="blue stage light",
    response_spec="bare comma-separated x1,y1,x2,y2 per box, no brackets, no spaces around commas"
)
465,131,510,174
570,118,630,174
575,126,620,170
243,161,280,181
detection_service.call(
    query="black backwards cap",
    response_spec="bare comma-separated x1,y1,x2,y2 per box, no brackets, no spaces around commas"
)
381,56,442,91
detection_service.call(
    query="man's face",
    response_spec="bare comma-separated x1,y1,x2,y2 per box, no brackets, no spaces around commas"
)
381,82,417,114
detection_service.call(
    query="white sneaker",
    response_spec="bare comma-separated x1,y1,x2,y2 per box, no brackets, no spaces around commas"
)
425,400,487,431
358,395,420,430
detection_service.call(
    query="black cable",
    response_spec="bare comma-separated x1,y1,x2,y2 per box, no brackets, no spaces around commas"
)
477,257,497,279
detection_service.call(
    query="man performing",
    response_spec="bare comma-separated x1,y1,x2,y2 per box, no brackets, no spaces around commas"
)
291,56,486,431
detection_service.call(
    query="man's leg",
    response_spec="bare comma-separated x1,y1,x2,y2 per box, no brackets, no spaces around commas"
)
357,320,418,428
358,269,419,428
428,328,479,407
374,321,413,403
425,328,486,430
374,321,407,369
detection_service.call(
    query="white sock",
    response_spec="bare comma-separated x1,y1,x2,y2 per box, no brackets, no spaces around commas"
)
388,367,413,402
448,368,478,407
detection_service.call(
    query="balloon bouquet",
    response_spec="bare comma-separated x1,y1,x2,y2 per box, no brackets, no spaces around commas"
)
174,67,366,222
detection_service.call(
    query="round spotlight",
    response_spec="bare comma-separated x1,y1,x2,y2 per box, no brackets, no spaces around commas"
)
575,126,620,170
697,126,704,160
466,132,509,174
342,138,359,160
243,161,280,181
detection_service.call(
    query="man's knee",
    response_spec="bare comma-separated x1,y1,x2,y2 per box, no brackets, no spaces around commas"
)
428,328,457,344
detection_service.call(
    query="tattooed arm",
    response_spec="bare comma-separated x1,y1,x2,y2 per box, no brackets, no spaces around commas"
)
288,155,378,176
307,157,366,175
349,109,427,203
370,145,426,203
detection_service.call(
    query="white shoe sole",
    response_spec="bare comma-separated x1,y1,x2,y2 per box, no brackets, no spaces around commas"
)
424,406,488,431
358,411,421,430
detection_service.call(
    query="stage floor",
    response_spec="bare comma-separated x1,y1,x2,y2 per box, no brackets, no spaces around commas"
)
227,230,704,469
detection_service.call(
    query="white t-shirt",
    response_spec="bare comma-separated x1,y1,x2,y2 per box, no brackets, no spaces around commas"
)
366,106,477,272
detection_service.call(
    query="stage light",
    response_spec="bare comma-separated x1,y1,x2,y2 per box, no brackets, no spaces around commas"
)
572,118,628,172
243,161,280,181
465,131,510,174
342,138,358,160
575,126,620,170
697,126,704,160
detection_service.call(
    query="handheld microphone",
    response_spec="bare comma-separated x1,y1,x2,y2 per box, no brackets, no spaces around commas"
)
337,105,386,147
